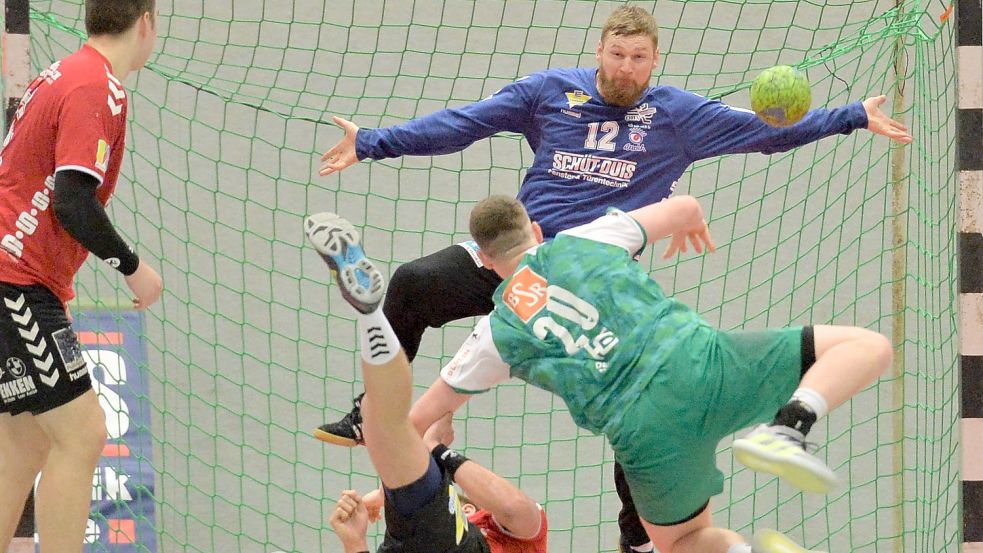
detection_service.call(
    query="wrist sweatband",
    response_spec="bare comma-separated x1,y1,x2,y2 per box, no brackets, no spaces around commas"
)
431,444,470,480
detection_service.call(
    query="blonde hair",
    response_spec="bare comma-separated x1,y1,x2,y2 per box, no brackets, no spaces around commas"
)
601,5,659,50
469,195,532,259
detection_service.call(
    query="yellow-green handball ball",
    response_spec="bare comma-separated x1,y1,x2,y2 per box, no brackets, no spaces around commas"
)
750,65,811,127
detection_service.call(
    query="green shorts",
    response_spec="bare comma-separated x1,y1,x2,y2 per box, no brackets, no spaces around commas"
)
607,325,811,525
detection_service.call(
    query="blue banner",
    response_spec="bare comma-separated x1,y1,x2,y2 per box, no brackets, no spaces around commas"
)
75,310,157,553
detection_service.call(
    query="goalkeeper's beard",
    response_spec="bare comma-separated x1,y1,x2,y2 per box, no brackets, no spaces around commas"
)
597,69,647,108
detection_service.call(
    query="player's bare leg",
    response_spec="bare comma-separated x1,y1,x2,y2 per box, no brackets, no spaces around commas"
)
305,212,430,488
359,356,433,488
638,504,822,553
32,390,106,553
799,325,891,410
734,325,891,493
0,412,50,548
639,506,743,553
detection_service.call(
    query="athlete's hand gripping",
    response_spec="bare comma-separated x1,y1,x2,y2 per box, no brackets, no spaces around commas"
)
329,489,370,551
124,260,163,309
423,412,456,450
362,487,384,523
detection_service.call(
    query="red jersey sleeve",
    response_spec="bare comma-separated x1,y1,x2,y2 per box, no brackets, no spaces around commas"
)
469,506,548,553
54,80,125,184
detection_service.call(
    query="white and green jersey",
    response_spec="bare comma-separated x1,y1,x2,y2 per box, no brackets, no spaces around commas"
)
441,209,711,435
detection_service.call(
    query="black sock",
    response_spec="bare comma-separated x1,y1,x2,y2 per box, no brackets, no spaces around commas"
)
772,400,817,436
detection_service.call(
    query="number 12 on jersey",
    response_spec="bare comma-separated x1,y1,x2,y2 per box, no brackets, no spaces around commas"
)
584,121,619,152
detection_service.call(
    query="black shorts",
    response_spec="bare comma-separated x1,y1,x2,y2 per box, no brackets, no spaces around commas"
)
801,325,816,378
377,466,491,553
0,282,89,416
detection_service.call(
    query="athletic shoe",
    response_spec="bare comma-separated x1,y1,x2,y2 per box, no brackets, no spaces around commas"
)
313,392,364,447
732,424,838,494
305,212,384,314
751,529,826,553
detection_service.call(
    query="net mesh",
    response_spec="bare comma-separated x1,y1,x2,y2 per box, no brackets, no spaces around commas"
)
13,1,959,551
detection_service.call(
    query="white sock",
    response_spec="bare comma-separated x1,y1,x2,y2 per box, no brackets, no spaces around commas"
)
727,543,752,553
358,308,400,365
630,542,654,552
791,387,829,419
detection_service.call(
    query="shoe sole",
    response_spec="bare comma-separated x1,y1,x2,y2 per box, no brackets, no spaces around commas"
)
305,212,385,313
732,440,837,494
313,427,360,447
751,529,824,553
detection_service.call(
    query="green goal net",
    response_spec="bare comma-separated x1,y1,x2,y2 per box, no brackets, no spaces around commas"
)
15,1,959,551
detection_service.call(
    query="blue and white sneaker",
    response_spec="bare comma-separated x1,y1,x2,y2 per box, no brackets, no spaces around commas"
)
305,213,385,314
732,424,838,494
751,529,826,553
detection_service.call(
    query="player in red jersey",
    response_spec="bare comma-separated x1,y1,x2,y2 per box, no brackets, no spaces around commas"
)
307,213,547,553
329,414,548,553
0,2,161,552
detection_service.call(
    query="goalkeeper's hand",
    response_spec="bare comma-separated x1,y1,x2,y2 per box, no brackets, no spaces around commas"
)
319,116,361,176
862,95,913,144
662,220,715,259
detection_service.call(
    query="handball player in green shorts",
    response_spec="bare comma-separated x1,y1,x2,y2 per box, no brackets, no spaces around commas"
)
405,194,890,553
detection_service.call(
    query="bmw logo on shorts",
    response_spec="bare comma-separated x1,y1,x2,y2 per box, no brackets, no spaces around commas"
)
5,356,26,378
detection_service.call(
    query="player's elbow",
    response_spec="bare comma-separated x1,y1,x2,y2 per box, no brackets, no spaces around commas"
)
496,494,542,539
51,180,76,227
52,170,99,231
52,195,71,227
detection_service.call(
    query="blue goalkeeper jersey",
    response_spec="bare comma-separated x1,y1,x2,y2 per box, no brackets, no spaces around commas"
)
356,67,868,238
